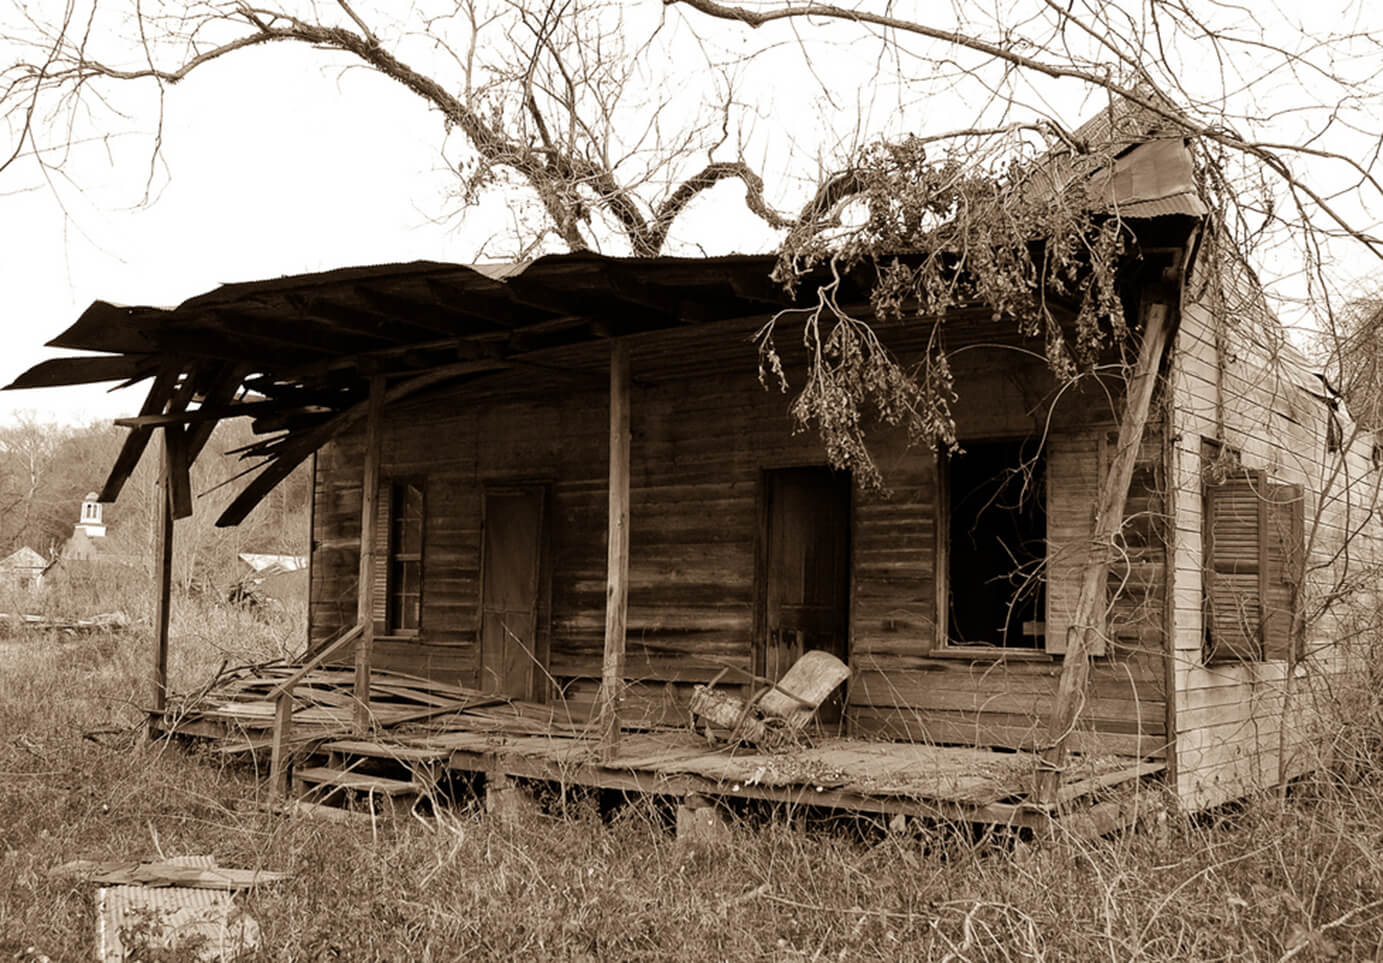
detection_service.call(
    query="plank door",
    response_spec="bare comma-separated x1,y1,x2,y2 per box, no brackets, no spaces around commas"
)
479,486,547,700
758,467,852,725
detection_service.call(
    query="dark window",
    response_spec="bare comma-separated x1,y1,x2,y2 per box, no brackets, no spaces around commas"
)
386,480,424,635
946,439,1047,648
1202,444,1304,662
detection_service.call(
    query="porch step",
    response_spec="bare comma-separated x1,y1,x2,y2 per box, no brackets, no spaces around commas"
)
296,766,422,797
322,740,450,764
208,735,275,756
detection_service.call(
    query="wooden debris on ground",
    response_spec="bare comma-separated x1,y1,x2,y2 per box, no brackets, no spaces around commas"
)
163,659,591,745
269,797,380,824
50,859,288,890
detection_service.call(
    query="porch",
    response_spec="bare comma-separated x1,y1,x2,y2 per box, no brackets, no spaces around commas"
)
158,659,1166,836
11,252,1181,818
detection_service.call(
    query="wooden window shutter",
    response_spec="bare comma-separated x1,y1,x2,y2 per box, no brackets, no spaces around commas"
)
371,481,391,633
1205,469,1264,661
1205,458,1305,663
1261,483,1305,662
1044,434,1104,656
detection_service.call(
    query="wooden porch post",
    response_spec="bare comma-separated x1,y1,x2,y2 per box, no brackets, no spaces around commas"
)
353,376,386,734
1037,297,1172,802
599,341,631,757
268,691,294,802
149,430,175,737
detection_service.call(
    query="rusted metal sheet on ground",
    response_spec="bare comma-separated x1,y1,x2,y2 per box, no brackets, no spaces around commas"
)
86,856,267,962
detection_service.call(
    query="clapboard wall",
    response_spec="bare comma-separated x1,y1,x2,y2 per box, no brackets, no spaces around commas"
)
1167,281,1381,809
309,320,1168,757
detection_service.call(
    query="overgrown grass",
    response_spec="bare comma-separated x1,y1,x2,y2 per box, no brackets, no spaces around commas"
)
3,591,1383,959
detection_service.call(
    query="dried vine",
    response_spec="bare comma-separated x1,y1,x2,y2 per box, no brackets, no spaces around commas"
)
757,133,1134,488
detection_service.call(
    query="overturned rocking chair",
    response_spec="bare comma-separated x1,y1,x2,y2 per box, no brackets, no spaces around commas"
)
689,650,849,750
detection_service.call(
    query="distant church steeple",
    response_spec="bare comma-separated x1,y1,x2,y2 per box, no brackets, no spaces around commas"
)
77,492,106,538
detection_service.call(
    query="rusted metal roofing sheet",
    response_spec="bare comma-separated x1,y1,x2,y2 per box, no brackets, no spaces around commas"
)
1099,138,1207,218
95,855,261,961
1022,134,1206,219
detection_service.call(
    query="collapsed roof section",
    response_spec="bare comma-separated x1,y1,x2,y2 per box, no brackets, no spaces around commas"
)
6,105,1213,529
7,253,861,526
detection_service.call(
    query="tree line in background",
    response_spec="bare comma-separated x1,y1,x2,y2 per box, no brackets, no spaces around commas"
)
0,415,310,594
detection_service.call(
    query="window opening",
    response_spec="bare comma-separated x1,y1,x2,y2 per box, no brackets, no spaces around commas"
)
946,439,1047,648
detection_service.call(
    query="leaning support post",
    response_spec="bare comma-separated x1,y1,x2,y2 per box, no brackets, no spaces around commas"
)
352,376,386,735
598,341,631,758
148,429,175,739
1037,297,1172,803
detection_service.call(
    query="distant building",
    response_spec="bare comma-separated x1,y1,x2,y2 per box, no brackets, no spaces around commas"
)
62,492,107,562
77,492,106,537
232,552,308,607
0,546,46,591
237,553,307,577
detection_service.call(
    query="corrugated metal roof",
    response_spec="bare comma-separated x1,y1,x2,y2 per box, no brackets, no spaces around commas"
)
1022,128,1207,218
96,856,260,962
1099,138,1208,218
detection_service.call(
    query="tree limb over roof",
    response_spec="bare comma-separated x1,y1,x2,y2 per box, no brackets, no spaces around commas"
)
7,124,1207,525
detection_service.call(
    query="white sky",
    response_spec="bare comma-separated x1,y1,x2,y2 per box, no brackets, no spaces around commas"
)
1,45,496,424
0,10,797,425
2,0,1380,427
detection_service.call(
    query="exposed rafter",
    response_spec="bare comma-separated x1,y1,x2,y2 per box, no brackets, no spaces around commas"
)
13,253,880,526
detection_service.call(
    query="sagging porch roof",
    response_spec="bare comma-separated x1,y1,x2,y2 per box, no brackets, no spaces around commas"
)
6,252,878,526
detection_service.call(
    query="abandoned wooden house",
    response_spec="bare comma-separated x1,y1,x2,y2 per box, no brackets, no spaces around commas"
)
10,122,1378,829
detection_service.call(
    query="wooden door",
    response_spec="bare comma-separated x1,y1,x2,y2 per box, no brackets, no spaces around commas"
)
479,487,546,700
758,467,851,724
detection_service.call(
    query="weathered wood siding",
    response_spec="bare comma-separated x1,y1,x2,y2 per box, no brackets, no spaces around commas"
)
1168,290,1380,809
847,346,1168,757
310,321,1167,756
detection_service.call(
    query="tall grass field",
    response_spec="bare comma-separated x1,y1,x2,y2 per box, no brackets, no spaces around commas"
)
3,578,1383,960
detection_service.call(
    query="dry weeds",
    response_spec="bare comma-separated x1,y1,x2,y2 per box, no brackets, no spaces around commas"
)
2,587,1382,960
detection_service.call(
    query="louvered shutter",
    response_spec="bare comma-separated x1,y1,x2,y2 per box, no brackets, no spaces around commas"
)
1205,470,1264,660
371,482,391,634
1261,483,1305,662
1205,467,1305,663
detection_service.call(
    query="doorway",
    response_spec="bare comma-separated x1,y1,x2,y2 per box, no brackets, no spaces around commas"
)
757,467,852,724
479,486,547,699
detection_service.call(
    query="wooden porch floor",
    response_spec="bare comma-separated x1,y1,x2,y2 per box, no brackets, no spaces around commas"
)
160,661,1165,833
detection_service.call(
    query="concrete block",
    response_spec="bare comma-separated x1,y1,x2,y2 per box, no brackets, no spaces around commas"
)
485,775,536,824
676,796,729,844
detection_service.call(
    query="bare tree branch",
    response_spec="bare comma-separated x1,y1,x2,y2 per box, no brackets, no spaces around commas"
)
3,2,802,255
668,0,1383,259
